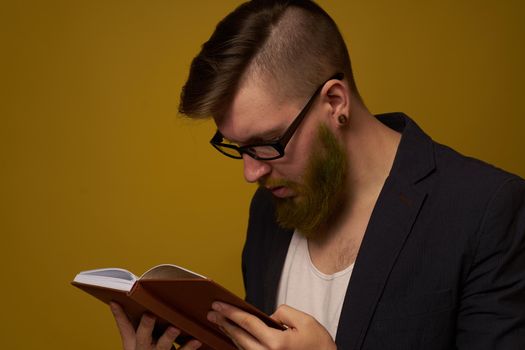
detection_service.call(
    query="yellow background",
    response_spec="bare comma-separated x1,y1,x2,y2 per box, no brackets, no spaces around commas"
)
1,1,524,348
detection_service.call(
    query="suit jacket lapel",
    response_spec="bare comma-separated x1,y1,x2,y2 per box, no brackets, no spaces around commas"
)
335,177,427,349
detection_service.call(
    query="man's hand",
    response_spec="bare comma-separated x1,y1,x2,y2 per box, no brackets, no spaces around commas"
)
207,302,336,350
109,302,202,350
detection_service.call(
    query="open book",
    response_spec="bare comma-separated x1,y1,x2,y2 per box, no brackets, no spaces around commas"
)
72,264,284,350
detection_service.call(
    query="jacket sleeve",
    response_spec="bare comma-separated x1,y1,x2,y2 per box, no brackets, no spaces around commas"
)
456,177,525,349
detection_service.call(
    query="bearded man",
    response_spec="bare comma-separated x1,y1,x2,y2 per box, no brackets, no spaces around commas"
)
110,1,525,349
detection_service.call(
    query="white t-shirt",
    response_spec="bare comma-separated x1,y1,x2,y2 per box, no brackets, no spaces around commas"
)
276,231,354,340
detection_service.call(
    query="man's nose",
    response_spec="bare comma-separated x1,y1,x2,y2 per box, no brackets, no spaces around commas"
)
242,154,271,183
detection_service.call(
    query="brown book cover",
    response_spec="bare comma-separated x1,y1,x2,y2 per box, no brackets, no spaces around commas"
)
72,264,285,350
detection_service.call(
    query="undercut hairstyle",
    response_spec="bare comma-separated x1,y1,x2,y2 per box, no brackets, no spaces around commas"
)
179,0,361,120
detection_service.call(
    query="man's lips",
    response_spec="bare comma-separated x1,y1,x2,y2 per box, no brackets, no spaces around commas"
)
267,186,291,198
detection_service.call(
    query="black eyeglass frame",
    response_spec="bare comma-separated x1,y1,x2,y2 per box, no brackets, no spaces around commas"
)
210,73,344,161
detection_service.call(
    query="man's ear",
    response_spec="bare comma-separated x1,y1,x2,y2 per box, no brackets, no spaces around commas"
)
321,80,350,129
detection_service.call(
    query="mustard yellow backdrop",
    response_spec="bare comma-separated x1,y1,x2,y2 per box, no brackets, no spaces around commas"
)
1,1,523,348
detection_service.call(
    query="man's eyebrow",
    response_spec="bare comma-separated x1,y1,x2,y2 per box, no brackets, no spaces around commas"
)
228,126,284,145
244,126,284,144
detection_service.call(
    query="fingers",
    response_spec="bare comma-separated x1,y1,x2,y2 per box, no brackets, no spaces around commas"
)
136,313,156,349
109,302,202,350
271,304,313,328
156,326,180,350
136,316,199,350
208,310,260,350
272,305,336,350
213,302,273,339
208,302,280,349
179,339,203,350
110,302,137,350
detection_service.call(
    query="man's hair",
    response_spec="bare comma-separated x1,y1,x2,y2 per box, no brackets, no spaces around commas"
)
179,0,360,119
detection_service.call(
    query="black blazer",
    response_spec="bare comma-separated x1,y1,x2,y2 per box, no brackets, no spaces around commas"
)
242,113,525,350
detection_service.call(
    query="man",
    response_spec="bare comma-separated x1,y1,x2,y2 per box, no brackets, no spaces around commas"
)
110,0,525,349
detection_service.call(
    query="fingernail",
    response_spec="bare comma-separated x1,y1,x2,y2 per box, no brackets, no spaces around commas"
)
207,311,217,323
190,340,202,349
144,313,156,324
167,326,180,337
212,302,223,311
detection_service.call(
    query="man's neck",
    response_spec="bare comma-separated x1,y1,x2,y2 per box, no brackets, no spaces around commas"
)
323,108,401,233
346,110,401,199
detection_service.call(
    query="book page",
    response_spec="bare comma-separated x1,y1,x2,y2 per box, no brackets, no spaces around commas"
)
141,264,206,280
73,268,137,291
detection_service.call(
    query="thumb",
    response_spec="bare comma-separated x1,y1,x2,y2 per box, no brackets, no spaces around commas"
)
271,304,315,329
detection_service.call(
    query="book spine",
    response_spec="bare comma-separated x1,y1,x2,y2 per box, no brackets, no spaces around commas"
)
130,283,235,350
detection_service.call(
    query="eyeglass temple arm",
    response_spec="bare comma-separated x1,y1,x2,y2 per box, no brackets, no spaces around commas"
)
279,73,344,146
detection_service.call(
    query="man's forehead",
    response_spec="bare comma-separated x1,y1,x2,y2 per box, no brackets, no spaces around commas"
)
216,78,300,143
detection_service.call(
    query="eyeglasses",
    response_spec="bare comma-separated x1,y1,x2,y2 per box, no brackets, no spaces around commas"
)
210,73,344,161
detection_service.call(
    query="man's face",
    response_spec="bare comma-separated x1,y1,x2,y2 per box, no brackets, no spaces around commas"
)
216,78,347,237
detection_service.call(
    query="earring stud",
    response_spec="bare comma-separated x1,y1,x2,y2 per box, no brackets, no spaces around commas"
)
337,114,348,124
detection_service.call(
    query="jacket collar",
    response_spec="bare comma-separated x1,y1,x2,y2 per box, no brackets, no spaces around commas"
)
378,112,436,185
